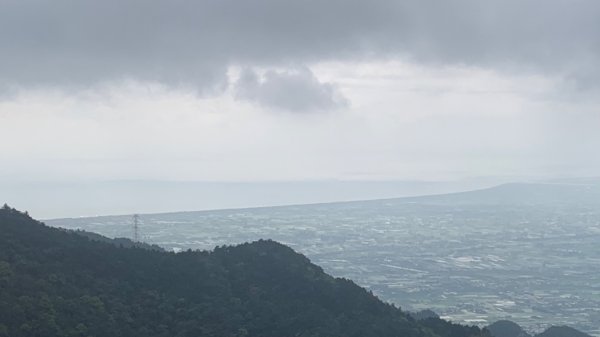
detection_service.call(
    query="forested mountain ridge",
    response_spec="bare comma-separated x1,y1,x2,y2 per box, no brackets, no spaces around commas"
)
535,326,593,337
486,320,531,337
68,228,165,251
0,205,487,337
486,320,593,337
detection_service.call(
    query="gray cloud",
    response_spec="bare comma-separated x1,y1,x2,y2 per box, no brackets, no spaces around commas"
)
1,0,599,92
234,68,348,112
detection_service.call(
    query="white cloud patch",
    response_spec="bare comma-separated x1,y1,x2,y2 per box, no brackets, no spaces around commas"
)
233,67,349,112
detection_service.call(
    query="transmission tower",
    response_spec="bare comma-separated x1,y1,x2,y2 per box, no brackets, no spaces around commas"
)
132,214,140,242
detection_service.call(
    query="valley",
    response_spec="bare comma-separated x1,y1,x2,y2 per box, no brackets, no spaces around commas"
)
47,182,600,336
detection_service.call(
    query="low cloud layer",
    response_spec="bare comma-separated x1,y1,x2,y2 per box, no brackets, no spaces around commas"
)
2,0,599,94
234,68,348,112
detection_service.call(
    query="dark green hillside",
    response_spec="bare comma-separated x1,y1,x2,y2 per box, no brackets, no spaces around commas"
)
535,326,592,337
486,320,531,337
0,205,487,337
410,309,440,321
485,320,593,337
70,229,164,251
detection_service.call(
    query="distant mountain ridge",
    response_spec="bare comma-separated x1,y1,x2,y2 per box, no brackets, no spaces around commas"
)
399,182,600,206
486,320,592,337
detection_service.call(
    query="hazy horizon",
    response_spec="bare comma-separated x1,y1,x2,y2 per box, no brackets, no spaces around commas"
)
3,176,598,219
2,178,501,219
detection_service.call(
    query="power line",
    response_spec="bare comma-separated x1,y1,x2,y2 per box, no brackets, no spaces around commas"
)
132,214,140,242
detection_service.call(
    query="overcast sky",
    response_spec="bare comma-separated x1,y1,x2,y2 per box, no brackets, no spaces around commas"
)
1,0,599,188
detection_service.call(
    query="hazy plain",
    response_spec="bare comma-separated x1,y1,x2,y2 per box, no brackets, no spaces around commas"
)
46,182,600,336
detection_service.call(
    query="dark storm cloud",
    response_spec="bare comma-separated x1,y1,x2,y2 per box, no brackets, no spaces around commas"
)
234,68,348,112
1,0,599,91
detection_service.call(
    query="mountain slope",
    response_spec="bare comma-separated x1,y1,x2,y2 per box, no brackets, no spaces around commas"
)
0,205,488,337
69,228,165,251
486,320,531,337
486,320,592,337
536,326,592,337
